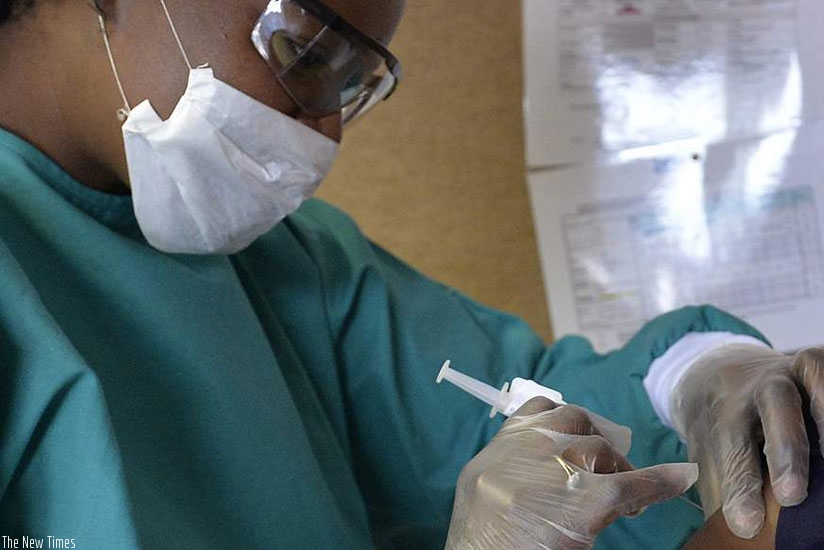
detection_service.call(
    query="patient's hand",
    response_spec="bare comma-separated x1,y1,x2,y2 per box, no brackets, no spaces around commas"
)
684,480,780,550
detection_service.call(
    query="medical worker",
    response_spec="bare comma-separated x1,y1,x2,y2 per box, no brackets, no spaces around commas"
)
0,0,821,548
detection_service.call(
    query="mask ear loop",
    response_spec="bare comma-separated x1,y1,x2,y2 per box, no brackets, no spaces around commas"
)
158,0,194,70
97,14,132,122
96,0,197,122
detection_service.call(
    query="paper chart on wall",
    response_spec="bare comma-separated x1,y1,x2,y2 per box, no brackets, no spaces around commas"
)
523,0,824,168
528,122,824,353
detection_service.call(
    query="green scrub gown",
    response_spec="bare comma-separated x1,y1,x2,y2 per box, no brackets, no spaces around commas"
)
0,129,767,549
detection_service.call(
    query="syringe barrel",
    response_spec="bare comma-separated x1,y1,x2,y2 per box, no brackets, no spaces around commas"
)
438,362,502,408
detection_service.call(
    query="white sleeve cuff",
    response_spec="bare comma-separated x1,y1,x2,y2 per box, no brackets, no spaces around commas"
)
643,332,769,431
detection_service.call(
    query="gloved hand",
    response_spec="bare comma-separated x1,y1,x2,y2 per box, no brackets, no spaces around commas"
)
445,398,699,550
670,345,824,539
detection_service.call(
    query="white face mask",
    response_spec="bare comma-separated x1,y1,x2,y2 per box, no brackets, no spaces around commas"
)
98,4,339,255
122,67,339,254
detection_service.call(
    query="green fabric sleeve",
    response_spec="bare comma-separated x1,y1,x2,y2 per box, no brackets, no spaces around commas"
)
290,200,768,550
0,242,140,547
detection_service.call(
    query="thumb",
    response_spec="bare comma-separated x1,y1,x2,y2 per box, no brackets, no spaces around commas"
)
603,462,699,516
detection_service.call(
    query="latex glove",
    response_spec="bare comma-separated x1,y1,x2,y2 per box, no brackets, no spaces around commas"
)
670,345,824,539
445,398,699,550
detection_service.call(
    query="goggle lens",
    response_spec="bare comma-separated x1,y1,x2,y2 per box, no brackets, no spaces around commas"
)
252,0,400,124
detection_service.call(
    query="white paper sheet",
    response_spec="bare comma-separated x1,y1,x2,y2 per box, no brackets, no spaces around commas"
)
529,122,824,352
523,0,824,167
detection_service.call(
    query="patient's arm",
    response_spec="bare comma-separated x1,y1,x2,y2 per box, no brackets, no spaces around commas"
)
683,481,780,550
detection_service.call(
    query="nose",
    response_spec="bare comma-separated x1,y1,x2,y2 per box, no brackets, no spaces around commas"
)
297,112,343,143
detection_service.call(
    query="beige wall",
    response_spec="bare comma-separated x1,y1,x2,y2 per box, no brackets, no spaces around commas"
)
316,0,552,341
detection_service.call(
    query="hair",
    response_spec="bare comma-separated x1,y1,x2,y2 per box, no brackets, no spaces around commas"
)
1,0,37,25
0,1,11,23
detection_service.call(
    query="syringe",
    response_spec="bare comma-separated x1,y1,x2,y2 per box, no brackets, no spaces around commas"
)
436,360,566,418
436,359,633,456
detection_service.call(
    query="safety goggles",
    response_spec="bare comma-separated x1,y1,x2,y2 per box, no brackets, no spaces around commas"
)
251,0,402,125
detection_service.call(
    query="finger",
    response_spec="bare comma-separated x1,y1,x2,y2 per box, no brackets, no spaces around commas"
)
598,462,699,518
756,375,809,506
689,441,724,519
510,396,560,418
795,348,824,454
587,411,632,456
561,435,633,474
540,405,600,436
510,404,601,438
502,397,562,439
681,400,724,518
714,422,766,539
565,438,645,518
509,405,601,446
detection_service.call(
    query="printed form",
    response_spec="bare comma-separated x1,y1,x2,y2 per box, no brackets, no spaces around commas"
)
529,124,824,352
523,0,824,167
524,0,824,350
